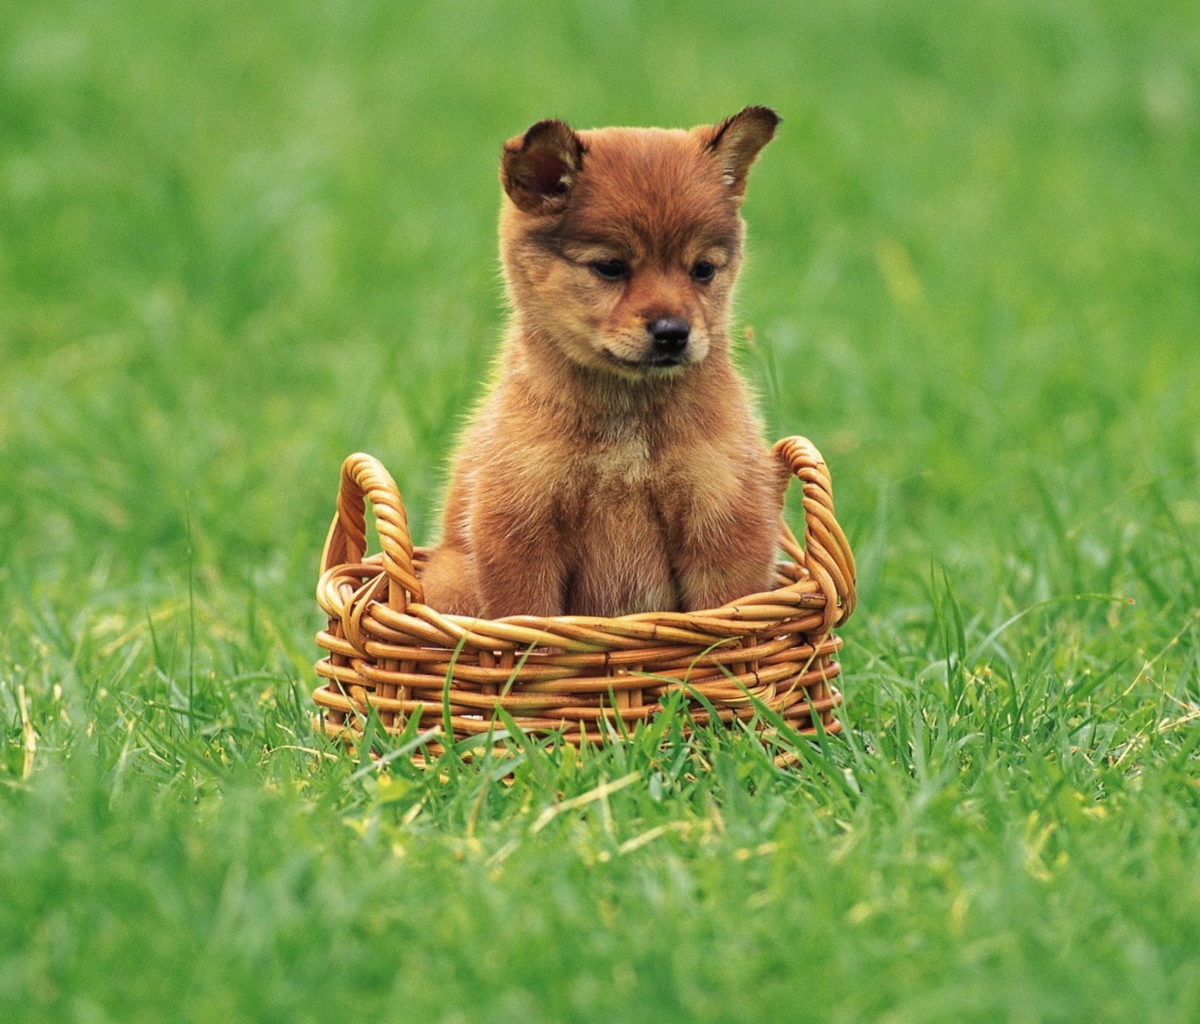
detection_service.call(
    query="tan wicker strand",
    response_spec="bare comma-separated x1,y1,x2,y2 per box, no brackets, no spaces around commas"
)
313,436,856,749
321,454,424,612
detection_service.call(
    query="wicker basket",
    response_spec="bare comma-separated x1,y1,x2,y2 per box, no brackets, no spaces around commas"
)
313,436,856,749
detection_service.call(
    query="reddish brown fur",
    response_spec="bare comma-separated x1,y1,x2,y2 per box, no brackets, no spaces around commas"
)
422,108,789,618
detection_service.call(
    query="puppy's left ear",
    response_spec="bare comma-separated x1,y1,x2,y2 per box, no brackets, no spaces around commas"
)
701,106,780,200
501,118,585,214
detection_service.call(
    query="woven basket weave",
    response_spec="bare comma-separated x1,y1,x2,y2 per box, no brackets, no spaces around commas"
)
313,436,856,748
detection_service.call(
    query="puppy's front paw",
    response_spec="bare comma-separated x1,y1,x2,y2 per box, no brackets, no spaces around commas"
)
421,547,483,616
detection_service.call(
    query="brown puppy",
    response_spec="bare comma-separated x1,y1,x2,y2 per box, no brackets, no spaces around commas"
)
422,107,788,618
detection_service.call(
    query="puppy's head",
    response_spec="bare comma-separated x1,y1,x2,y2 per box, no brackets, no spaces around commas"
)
498,107,779,378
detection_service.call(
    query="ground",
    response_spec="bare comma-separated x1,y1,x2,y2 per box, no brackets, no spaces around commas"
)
1,1,1198,1021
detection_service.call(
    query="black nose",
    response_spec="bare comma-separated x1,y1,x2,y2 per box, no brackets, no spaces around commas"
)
648,317,690,356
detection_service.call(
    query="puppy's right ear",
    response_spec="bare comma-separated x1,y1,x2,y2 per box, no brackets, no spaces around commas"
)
501,119,585,214
701,106,780,201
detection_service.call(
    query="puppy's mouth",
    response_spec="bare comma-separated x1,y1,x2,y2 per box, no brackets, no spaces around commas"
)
599,348,690,372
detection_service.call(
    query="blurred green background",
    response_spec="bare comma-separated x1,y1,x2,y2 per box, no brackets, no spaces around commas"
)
4,0,1196,584
1,1,1198,1021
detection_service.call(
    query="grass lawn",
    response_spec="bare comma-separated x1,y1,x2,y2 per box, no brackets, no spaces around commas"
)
2,0,1199,1020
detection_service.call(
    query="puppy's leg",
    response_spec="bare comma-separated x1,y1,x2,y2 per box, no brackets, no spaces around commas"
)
670,455,787,612
472,528,570,618
421,464,484,615
421,545,482,616
571,489,675,616
470,480,569,618
675,538,776,610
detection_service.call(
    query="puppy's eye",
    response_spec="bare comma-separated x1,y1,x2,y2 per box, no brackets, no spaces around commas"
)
691,261,716,283
591,259,629,281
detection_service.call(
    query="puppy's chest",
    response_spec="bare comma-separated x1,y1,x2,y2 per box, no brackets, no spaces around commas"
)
582,435,655,488
558,434,734,525
560,434,665,547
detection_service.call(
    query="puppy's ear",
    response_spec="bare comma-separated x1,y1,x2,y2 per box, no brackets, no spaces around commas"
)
501,119,585,214
701,106,780,200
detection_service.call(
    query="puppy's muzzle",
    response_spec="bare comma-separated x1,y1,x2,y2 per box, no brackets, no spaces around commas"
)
647,317,690,363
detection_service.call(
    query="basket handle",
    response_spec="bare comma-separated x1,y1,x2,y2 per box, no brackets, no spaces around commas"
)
320,453,424,612
773,436,856,629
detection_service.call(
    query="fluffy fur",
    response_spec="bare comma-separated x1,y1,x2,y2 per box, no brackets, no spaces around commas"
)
421,107,788,618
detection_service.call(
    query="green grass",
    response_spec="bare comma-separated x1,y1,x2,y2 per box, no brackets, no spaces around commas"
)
2,0,1199,1020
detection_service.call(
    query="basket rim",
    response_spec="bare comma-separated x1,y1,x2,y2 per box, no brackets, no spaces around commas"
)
326,545,825,625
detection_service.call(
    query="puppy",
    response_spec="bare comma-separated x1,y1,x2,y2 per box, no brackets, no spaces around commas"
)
421,107,788,618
